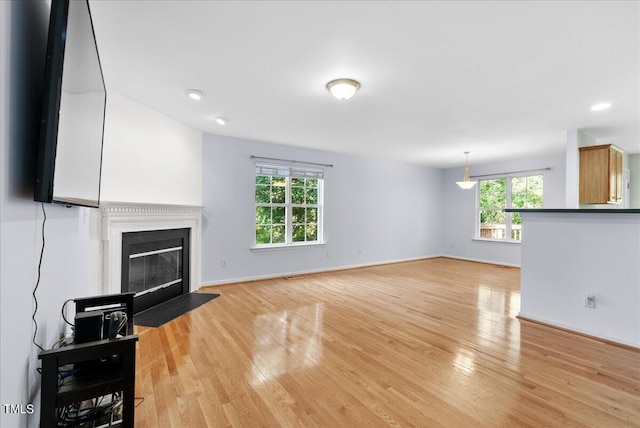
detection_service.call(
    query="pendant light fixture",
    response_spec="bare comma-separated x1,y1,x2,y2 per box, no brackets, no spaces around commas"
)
326,78,360,100
456,151,478,189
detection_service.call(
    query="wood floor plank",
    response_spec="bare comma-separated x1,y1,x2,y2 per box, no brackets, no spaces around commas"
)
133,257,640,427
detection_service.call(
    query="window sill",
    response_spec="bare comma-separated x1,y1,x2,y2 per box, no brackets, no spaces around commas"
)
250,242,326,252
472,238,521,245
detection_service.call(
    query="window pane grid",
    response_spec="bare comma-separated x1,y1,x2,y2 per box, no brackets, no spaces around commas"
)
512,175,543,209
477,174,543,242
255,173,323,246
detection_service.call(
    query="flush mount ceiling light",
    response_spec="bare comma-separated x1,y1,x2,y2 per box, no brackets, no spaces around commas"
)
591,102,611,111
456,151,478,190
326,78,360,100
213,116,228,126
186,89,205,100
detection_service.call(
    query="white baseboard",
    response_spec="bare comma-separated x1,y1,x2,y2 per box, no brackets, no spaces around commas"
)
199,254,442,287
518,312,639,349
439,253,521,268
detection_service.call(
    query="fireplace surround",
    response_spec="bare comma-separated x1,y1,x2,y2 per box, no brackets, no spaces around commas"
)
96,202,202,308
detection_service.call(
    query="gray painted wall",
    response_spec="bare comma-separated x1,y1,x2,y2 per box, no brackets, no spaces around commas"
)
201,134,444,285
441,153,566,266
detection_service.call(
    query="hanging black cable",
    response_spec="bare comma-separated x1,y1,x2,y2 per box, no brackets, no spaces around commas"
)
32,202,47,353
61,299,74,327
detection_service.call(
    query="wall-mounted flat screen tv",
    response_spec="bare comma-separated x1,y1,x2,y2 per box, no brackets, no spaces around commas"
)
34,0,106,208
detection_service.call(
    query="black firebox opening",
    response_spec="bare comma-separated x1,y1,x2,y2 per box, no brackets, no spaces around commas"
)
121,228,190,314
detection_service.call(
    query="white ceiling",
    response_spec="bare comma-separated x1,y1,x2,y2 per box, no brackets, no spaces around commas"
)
89,1,639,168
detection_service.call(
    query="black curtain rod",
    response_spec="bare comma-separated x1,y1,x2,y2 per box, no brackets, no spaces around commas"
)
469,167,552,179
251,155,333,168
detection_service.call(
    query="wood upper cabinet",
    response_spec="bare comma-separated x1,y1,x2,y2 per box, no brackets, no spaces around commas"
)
579,144,624,204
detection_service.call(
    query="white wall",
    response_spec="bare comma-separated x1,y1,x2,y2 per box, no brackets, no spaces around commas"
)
201,134,443,285
100,90,203,206
1,2,95,426
441,153,566,267
519,212,640,347
91,92,204,295
565,129,581,208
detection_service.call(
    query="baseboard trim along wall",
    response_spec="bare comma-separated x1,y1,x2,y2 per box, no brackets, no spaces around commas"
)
518,313,640,350
200,254,443,288
439,254,521,268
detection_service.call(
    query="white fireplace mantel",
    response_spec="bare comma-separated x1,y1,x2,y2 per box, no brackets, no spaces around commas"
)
97,202,203,296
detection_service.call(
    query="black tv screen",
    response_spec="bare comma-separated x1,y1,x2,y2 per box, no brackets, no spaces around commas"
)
34,0,106,208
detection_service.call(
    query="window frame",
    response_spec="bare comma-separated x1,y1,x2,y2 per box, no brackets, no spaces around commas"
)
475,173,543,243
253,164,324,249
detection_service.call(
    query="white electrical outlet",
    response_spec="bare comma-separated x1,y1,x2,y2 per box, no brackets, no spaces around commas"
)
326,251,332,258
585,293,596,309
221,258,228,268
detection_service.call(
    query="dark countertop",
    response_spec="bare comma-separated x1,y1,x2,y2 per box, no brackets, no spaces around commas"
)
504,208,640,213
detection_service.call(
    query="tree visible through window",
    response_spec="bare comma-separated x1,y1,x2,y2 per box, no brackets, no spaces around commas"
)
478,175,543,241
291,178,319,242
254,163,323,246
255,175,286,244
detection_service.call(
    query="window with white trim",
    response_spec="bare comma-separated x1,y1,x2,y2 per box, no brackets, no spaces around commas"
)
254,162,323,246
477,175,543,241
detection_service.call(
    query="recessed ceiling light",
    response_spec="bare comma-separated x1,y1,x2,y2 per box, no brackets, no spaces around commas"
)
214,116,228,126
591,102,611,111
186,89,205,100
326,78,360,100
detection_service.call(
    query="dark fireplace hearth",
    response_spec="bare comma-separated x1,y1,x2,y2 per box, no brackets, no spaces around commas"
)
121,228,190,314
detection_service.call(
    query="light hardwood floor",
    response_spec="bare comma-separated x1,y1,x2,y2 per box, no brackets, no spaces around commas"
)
133,258,640,427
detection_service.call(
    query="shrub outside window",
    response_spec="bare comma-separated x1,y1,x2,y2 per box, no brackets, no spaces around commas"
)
478,175,543,241
254,163,323,247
